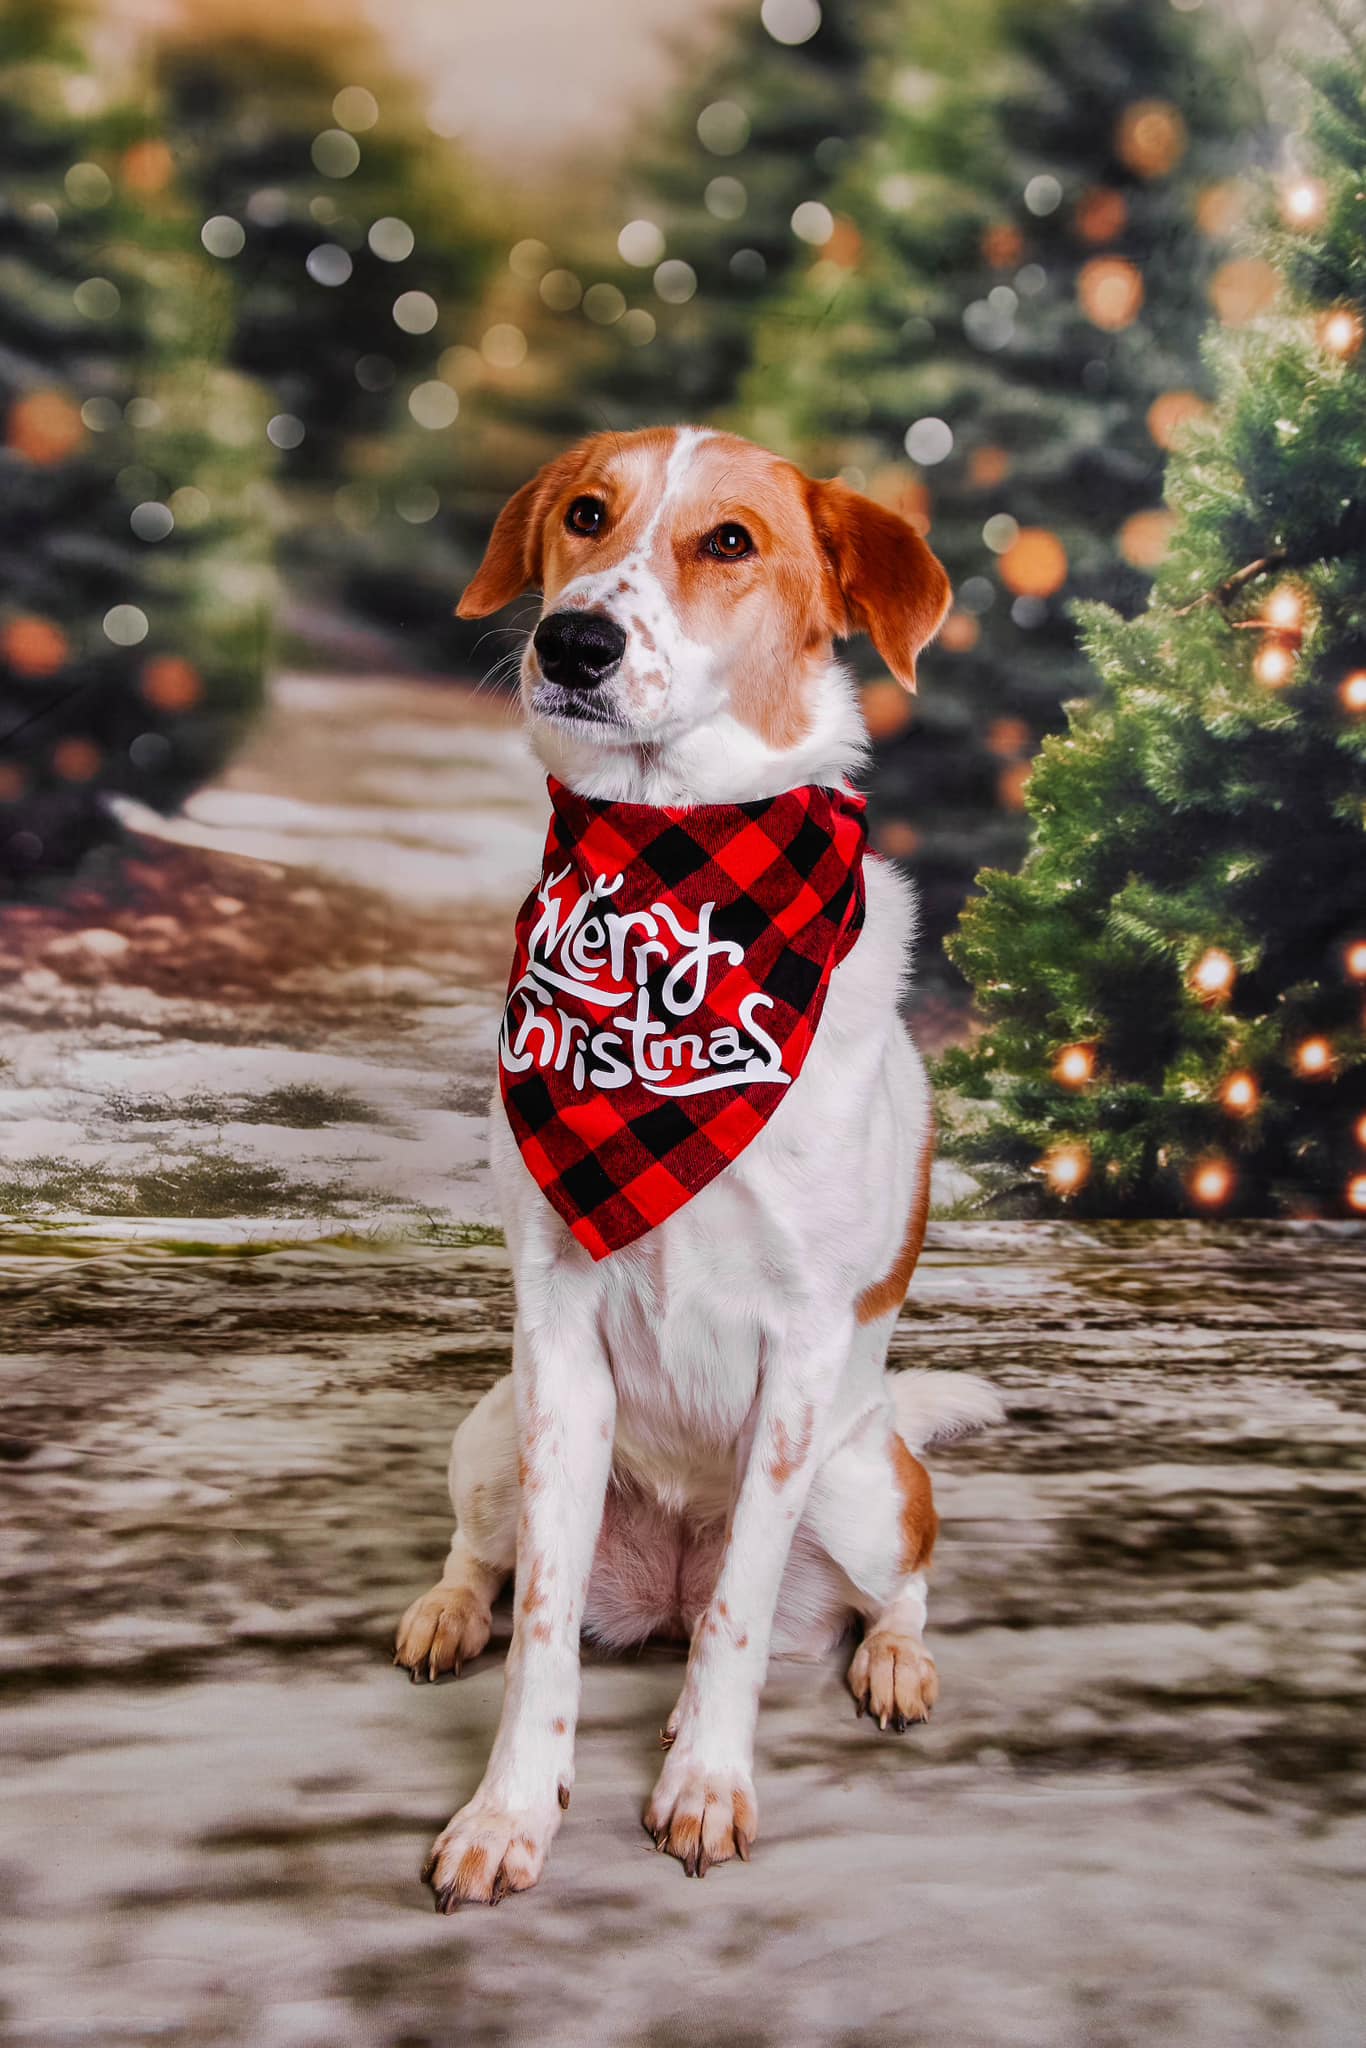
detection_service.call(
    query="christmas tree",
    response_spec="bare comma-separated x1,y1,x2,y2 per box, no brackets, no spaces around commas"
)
937,26,1366,1220
154,7,497,632
745,0,1259,982
0,1,273,890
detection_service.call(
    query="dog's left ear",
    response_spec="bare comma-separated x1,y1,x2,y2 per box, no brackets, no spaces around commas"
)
805,478,951,692
456,450,579,618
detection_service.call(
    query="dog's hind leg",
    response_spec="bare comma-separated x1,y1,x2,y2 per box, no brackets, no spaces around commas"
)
802,1364,1002,1731
395,1375,519,1682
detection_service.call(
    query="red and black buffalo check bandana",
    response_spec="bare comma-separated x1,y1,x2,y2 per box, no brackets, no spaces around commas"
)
500,776,868,1259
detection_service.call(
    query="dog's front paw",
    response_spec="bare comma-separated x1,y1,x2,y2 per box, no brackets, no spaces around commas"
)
848,1628,939,1731
423,1794,560,1910
644,1750,757,1877
394,1584,492,1682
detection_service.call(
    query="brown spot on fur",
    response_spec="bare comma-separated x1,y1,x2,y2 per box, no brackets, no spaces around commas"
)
717,1600,728,1617
558,1781,571,1809
890,1433,938,1574
767,1400,816,1487
552,1717,567,1735
455,1844,491,1897
532,1620,552,1643
632,614,657,652
856,1105,934,1325
735,1633,749,1649
518,1553,545,1616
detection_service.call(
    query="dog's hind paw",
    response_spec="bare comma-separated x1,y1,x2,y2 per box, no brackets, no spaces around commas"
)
848,1629,938,1732
394,1584,492,1682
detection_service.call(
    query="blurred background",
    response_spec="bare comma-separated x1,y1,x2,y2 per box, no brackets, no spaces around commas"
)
1,0,1360,1226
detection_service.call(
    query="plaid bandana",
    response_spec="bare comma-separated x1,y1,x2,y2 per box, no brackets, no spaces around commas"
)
500,776,868,1259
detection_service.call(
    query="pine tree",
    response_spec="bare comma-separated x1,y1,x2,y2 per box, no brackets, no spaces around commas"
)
154,10,497,629
745,0,1260,984
0,1,273,890
937,25,1366,1220
440,0,886,647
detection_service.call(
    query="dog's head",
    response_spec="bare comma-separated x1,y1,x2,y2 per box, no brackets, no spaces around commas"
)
458,427,949,795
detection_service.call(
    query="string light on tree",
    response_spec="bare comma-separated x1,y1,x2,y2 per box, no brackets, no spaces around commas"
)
1254,639,1296,686
1345,940,1366,981
1053,1043,1095,1087
1354,1114,1366,1148
1042,1143,1089,1194
1280,177,1327,229
1190,1159,1234,1207
1318,307,1363,358
1295,1036,1332,1077
1348,1175,1366,1214
1221,1070,1259,1114
1265,584,1306,633
1190,947,1236,1001
1339,671,1366,713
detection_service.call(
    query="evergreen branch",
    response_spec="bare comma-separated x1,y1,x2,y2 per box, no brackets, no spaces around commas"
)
1171,551,1288,617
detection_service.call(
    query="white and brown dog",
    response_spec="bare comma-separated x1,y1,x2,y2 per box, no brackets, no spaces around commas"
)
396,426,1002,1908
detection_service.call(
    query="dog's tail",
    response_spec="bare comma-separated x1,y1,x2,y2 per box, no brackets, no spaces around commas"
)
890,1369,1004,1453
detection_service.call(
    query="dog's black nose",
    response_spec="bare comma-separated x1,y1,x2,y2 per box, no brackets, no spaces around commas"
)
533,610,627,690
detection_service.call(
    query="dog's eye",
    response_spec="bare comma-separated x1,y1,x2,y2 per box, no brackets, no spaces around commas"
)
707,522,753,560
566,496,606,537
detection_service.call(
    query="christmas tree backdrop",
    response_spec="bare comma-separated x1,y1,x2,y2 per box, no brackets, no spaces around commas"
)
743,0,1262,984
938,22,1366,1219
0,0,274,888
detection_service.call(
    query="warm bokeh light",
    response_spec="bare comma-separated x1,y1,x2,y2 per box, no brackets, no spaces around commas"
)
1340,671,1366,713
7,389,86,464
1078,256,1144,330
986,716,1031,757
876,818,920,859
1296,1036,1332,1076
141,655,203,711
999,526,1068,597
1116,100,1187,180
1253,640,1295,687
939,610,980,653
1054,1043,1095,1087
1190,1159,1233,1207
1147,390,1208,450
1210,258,1279,326
860,679,915,740
1043,1143,1090,1193
1,615,69,677
1265,585,1305,632
1345,940,1366,981
1221,1071,1259,1114
1119,508,1175,570
981,222,1024,269
1190,947,1236,999
1348,1175,1366,1213
121,138,174,195
1196,181,1244,238
1075,188,1128,243
1280,178,1327,229
1355,1114,1366,1148
52,737,101,782
967,444,1010,488
997,760,1033,812
1318,307,1363,358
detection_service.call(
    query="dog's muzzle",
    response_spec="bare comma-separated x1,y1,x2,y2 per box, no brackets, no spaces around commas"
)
533,611,627,692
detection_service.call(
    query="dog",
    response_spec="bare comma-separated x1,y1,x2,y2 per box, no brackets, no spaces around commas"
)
395,426,1002,1908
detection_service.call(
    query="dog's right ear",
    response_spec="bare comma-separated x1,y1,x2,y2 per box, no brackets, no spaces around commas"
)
456,452,577,618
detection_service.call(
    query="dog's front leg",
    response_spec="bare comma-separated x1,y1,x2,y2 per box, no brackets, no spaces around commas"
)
646,1314,853,1875
424,1303,615,1910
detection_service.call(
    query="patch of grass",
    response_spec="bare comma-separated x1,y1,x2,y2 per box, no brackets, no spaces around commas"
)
0,1151,365,1221
106,1083,379,1131
411,1217,506,1248
234,1084,379,1130
108,1091,231,1125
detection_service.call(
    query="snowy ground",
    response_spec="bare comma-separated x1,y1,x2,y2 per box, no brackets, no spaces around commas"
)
2,1223,1364,2046
0,670,976,1245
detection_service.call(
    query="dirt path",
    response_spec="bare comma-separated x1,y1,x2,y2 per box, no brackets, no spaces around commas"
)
3,1223,1364,2046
